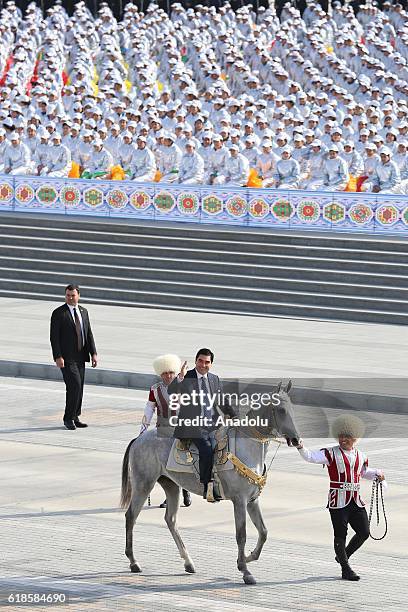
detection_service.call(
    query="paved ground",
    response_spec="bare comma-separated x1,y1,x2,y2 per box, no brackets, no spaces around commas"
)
1,377,407,611
1,297,408,395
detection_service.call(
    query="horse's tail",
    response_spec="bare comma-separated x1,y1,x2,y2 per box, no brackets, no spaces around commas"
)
120,437,137,509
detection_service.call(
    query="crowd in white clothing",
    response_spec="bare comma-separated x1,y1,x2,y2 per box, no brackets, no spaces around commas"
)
1,0,408,193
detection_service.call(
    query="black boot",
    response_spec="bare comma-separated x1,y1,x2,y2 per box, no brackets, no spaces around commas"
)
346,534,367,559
182,489,192,507
334,537,360,581
335,534,367,563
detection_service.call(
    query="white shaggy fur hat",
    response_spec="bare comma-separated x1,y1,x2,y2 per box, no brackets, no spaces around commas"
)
153,354,181,376
331,414,365,440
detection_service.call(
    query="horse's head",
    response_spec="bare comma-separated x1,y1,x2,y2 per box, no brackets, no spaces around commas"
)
274,380,300,447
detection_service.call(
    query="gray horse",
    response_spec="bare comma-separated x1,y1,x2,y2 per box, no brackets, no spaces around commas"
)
120,381,300,585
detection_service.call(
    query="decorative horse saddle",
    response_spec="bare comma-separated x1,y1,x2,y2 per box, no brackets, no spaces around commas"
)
166,427,236,475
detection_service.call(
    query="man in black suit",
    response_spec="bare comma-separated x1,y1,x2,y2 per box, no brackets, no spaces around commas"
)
168,348,235,501
50,284,98,430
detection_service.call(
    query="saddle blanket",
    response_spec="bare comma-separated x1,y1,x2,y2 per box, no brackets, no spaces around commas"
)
166,428,236,474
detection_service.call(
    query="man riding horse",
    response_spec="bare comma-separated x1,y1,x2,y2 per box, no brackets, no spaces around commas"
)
167,347,236,502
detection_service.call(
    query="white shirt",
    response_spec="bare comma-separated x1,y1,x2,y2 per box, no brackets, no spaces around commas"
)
298,446,384,483
195,369,208,384
195,369,212,419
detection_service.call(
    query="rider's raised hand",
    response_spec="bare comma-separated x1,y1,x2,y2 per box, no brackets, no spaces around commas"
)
179,360,188,381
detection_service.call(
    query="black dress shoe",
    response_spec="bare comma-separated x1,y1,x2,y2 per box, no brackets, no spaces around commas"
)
212,481,222,502
342,565,360,581
182,490,192,507
63,420,76,430
74,419,88,428
159,500,167,508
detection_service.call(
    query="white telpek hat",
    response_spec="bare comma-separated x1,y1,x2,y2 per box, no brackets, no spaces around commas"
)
153,354,181,376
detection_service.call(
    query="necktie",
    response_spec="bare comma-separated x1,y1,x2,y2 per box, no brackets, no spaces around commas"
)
201,377,211,419
73,308,83,351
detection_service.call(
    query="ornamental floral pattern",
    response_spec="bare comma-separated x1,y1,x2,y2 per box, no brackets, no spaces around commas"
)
249,198,269,218
323,202,346,224
202,194,223,215
297,201,320,222
83,187,104,207
348,203,373,224
35,184,58,205
0,182,13,202
130,191,151,210
375,205,399,226
226,195,247,217
15,184,34,204
270,198,294,221
107,188,128,209
154,191,176,212
60,186,81,207
177,192,199,214
8,178,408,234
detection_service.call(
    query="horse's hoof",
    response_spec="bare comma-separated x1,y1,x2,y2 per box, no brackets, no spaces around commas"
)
185,562,196,574
130,563,142,573
243,574,256,585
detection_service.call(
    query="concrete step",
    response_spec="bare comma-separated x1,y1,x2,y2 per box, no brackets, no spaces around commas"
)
1,212,408,253
0,223,407,263
0,284,407,325
2,254,407,286
0,275,407,315
1,240,408,276
2,226,408,263
1,265,407,301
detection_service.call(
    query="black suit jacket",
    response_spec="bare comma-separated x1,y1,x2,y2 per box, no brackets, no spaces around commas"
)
168,368,235,439
50,304,97,363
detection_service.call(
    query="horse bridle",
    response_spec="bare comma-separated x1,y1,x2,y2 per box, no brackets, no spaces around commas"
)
241,402,281,444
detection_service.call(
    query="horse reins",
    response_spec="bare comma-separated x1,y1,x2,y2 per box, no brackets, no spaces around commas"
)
368,478,388,540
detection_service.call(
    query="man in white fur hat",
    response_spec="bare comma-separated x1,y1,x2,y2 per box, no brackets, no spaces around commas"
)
140,354,192,509
295,414,386,581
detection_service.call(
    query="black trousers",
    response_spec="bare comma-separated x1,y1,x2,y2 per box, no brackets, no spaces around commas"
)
61,360,85,422
190,432,214,485
329,500,370,541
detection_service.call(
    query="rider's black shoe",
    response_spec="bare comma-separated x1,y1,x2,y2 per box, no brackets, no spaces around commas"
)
182,490,192,506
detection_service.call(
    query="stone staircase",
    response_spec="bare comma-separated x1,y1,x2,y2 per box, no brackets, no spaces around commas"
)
0,211,407,325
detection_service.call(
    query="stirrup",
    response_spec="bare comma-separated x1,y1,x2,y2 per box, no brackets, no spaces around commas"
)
206,481,222,503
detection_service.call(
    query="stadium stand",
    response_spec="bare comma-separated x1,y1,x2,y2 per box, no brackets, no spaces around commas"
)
0,0,408,193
